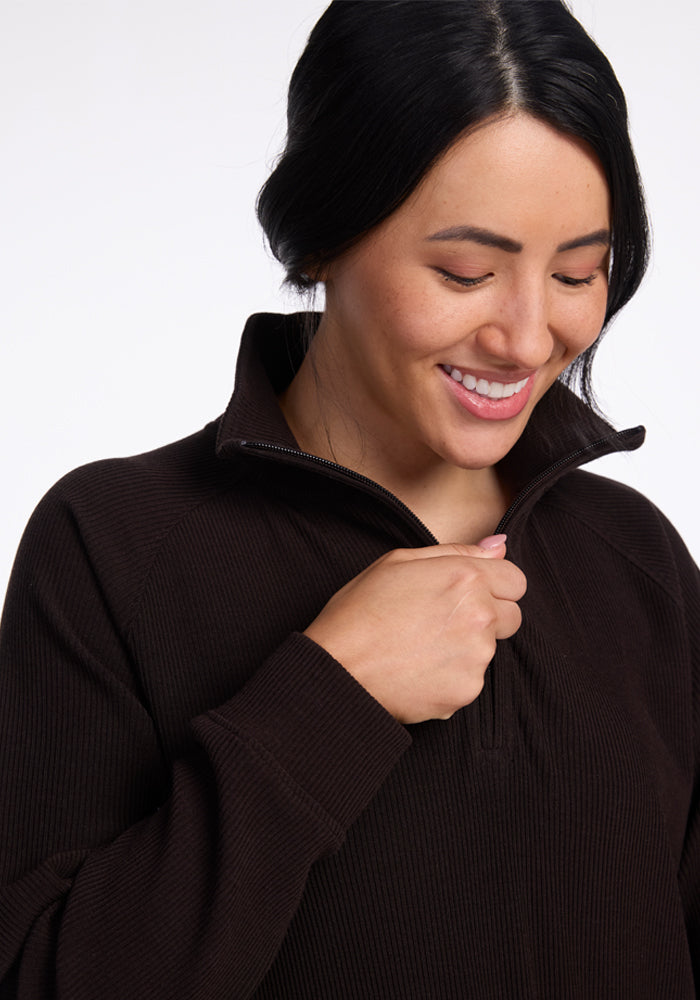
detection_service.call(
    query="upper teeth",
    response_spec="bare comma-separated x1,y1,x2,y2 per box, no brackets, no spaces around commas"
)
443,365,529,399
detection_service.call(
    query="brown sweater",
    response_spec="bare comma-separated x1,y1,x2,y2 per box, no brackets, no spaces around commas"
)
1,313,699,998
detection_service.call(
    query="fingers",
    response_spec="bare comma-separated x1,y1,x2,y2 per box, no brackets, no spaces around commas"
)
493,596,523,640
382,533,506,561
381,541,526,602
377,535,506,576
487,561,527,603
306,538,527,723
380,538,505,565
476,533,508,553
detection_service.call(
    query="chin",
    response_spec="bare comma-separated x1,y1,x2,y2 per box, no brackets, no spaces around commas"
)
442,420,531,470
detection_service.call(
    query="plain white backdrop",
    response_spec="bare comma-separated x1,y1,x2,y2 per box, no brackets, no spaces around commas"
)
1,0,698,601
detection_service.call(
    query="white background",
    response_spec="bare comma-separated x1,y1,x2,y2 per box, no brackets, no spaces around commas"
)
1,0,698,601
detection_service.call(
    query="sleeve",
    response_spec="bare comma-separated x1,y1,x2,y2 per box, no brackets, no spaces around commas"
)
668,522,700,984
0,487,411,999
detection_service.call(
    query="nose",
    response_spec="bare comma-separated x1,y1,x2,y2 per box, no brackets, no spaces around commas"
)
475,278,555,370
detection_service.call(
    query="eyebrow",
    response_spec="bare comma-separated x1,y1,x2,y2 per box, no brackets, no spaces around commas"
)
425,225,611,254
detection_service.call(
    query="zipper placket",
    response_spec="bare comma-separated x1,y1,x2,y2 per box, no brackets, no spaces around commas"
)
494,426,642,534
240,429,640,753
240,440,439,543
241,427,642,543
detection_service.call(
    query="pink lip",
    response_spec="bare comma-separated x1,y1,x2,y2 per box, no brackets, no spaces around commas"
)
441,367,536,421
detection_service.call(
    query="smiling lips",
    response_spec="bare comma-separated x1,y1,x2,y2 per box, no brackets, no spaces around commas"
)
441,364,535,421
443,365,530,399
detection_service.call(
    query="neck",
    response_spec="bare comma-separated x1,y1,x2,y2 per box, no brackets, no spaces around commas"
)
279,347,510,545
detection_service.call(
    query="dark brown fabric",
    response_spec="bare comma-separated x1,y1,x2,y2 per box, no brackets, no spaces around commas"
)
0,313,698,998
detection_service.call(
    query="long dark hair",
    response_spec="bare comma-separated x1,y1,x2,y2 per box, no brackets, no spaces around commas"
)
257,0,649,402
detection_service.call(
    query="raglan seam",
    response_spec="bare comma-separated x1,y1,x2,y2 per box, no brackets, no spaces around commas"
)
538,495,686,610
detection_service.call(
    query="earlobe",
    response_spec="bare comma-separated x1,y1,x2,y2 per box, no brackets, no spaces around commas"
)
308,264,330,284
298,255,331,285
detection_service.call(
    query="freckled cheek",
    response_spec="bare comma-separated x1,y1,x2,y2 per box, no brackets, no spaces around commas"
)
374,300,445,356
559,296,608,358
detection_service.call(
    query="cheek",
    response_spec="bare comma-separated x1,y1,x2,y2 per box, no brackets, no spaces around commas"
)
559,291,608,357
381,273,482,356
370,285,446,356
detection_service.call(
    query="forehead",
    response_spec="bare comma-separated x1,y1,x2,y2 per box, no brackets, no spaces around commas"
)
399,112,611,240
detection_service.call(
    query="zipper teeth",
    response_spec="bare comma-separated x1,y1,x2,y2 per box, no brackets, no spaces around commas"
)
495,427,641,534
243,427,640,542
240,440,438,541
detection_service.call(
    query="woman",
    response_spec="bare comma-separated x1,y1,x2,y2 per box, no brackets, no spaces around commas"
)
1,1,698,997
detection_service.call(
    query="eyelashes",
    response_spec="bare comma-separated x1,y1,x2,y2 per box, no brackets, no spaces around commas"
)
434,268,490,288
553,273,598,287
434,267,600,289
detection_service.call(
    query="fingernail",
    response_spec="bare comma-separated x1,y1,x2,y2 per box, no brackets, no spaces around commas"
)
478,533,507,550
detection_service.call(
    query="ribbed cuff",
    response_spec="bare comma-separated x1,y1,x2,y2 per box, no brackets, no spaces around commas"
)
208,632,412,831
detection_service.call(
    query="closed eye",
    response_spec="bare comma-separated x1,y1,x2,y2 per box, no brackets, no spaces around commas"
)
554,273,598,287
434,267,491,288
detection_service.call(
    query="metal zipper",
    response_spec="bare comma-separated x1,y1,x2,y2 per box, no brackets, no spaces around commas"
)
494,426,643,535
240,428,640,752
240,439,439,542
241,427,641,543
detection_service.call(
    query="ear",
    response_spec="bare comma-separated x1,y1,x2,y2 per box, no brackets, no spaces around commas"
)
300,260,330,285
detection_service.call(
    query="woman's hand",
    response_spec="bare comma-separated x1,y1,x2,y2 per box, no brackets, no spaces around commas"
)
304,536,526,724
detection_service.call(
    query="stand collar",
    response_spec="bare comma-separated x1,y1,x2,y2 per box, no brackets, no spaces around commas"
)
216,312,645,504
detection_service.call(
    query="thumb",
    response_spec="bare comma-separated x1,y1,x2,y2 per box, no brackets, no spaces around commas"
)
473,533,508,558
386,537,508,564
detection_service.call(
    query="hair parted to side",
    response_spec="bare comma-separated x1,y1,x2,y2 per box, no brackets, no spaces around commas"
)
256,0,650,403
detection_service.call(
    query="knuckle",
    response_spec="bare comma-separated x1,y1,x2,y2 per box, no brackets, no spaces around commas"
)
435,704,459,721
466,633,497,669
483,634,498,663
461,673,486,705
449,564,483,593
382,547,408,563
508,601,523,629
497,603,522,639
470,601,498,632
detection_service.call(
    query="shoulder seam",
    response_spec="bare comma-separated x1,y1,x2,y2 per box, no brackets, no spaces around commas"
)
123,478,243,636
538,494,685,611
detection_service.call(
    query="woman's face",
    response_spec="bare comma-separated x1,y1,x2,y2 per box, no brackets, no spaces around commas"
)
317,113,611,474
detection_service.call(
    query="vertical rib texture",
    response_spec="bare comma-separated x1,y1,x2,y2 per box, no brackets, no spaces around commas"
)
1,313,698,998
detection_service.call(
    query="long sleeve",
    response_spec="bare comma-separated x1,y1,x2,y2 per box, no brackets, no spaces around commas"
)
672,521,700,986
0,483,411,999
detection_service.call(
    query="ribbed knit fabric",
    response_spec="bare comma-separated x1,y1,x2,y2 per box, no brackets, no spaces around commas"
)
0,313,698,998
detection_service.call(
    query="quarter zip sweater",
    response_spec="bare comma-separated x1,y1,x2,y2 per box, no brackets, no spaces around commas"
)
1,313,699,999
